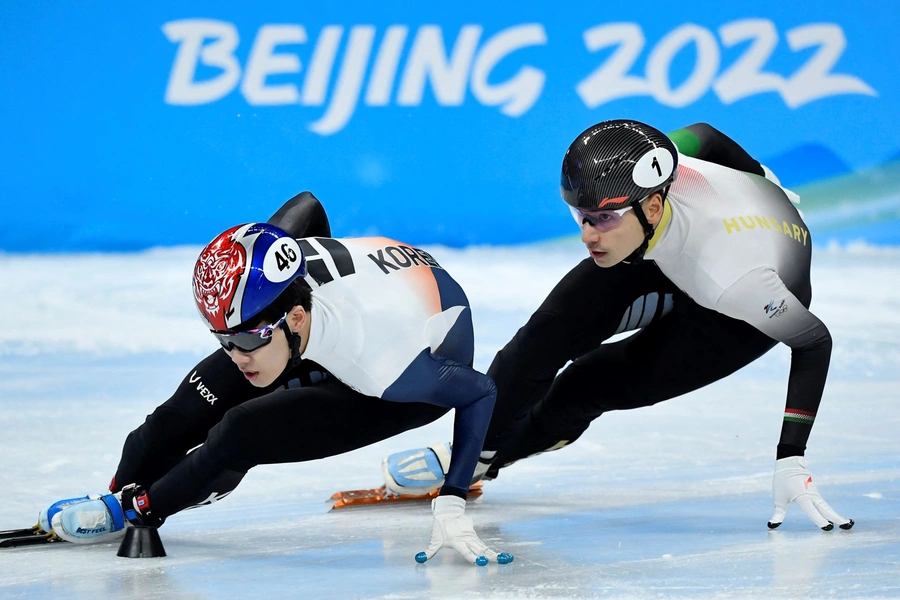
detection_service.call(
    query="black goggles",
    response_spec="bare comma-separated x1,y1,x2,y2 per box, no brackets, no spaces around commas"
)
212,313,288,353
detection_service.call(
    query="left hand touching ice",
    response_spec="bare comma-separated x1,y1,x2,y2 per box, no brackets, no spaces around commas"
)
767,456,854,531
415,495,513,566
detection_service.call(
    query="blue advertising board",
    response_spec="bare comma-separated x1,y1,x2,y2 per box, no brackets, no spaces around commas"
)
1,1,897,251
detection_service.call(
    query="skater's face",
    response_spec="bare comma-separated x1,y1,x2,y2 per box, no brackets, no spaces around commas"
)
224,306,310,387
225,323,291,387
578,193,663,267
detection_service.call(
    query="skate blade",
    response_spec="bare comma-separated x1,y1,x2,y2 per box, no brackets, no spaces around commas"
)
330,481,483,510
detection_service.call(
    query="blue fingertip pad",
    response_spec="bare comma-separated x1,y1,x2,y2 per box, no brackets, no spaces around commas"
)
497,552,514,564
415,552,428,564
475,556,489,566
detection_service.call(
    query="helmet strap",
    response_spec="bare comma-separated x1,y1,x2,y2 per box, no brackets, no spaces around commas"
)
279,320,304,369
623,185,670,265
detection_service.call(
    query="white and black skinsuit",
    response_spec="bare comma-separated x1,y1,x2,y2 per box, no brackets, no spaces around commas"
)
111,194,495,520
485,124,830,472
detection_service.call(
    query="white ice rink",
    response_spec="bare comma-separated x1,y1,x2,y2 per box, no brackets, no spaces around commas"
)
1,240,899,599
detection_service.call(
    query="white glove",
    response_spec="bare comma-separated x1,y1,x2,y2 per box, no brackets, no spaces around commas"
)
416,495,512,565
768,456,853,531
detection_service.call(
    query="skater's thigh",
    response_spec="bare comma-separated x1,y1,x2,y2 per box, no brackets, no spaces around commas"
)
210,379,450,464
542,306,778,417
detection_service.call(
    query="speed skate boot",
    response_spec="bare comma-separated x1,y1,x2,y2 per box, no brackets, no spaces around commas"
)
382,443,494,495
39,495,91,534
50,484,159,543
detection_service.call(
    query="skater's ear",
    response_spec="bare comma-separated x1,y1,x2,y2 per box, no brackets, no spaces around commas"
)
642,192,665,226
286,304,309,334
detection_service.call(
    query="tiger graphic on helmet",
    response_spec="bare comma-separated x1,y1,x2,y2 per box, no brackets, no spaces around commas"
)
192,224,248,331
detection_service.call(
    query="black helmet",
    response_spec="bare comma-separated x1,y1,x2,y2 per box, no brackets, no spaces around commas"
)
561,119,678,211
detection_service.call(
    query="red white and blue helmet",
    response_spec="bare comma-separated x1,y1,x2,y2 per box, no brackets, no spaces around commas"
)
192,223,307,332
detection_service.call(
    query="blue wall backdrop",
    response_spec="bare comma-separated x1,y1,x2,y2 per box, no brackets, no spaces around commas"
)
1,1,897,251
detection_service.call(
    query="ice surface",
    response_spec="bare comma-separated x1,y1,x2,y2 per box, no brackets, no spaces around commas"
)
1,241,899,599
